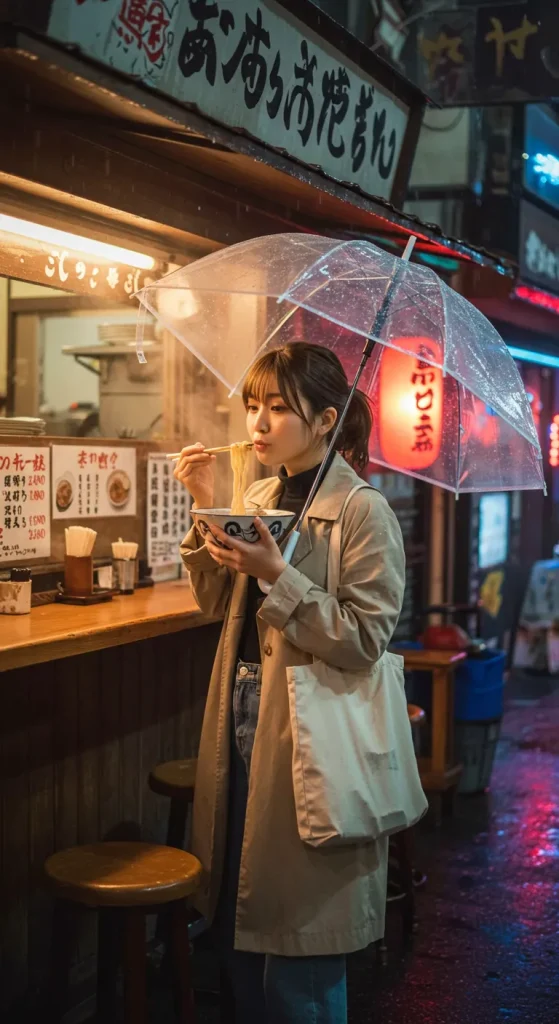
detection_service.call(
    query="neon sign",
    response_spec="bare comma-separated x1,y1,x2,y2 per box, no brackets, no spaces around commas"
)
533,152,559,187
550,415,559,468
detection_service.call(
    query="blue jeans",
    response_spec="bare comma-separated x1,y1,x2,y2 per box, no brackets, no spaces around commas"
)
212,660,348,1024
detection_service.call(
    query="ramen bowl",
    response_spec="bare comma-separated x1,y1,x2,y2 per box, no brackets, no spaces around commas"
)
192,509,295,547
107,469,132,510
55,473,75,513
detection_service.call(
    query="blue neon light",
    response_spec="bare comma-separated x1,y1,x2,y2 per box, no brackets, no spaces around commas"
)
533,152,559,186
508,345,559,370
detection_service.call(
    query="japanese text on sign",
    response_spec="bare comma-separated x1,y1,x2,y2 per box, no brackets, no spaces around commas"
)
48,0,409,200
52,445,137,519
0,447,51,563
147,454,191,581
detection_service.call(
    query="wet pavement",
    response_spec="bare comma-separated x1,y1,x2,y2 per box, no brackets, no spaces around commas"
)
161,671,559,1023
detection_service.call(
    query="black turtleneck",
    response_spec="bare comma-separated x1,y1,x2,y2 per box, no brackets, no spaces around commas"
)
236,462,321,664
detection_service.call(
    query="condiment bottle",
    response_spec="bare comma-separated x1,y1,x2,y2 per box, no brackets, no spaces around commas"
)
0,567,32,615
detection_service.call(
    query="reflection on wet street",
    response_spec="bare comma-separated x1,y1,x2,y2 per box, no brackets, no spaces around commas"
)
168,673,559,1023
347,673,559,1024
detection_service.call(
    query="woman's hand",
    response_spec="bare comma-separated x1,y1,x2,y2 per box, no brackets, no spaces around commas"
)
173,443,215,509
205,518,286,585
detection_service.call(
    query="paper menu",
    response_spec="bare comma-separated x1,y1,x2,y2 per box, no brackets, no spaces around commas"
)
0,446,51,562
147,454,191,581
52,445,137,519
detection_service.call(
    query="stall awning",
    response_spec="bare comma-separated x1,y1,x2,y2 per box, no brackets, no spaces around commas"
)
0,5,515,277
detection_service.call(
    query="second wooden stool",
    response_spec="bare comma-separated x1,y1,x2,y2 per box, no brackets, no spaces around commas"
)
149,758,197,849
45,841,201,1024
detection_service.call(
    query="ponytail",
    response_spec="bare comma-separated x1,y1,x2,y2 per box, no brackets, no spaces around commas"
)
337,388,372,473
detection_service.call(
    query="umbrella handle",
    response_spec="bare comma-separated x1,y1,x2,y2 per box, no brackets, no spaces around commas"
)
258,530,300,595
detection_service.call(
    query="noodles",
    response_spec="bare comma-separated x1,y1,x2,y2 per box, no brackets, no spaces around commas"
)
230,441,251,514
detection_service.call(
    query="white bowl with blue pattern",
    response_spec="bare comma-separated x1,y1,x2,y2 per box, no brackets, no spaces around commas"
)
192,508,295,547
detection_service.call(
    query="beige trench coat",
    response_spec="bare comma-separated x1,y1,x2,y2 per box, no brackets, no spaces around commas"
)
180,453,405,956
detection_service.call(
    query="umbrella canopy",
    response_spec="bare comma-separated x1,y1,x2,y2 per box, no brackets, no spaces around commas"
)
136,234,544,494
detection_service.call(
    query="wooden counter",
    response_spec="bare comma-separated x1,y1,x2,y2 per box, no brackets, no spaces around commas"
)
0,586,221,1017
0,581,217,673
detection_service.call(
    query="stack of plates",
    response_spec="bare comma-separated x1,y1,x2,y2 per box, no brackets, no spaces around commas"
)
0,417,46,436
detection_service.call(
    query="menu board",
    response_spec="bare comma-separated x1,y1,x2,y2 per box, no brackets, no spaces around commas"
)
52,445,137,519
0,446,51,562
147,454,191,582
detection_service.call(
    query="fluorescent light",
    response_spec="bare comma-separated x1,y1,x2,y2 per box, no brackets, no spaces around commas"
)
508,345,559,370
0,214,155,270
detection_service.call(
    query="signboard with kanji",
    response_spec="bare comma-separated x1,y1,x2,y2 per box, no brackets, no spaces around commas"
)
46,0,410,201
0,446,51,562
411,2,559,106
146,453,190,581
51,444,137,519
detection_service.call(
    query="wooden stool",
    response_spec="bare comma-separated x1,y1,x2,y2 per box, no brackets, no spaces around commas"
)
375,704,426,967
149,759,197,850
45,841,202,1024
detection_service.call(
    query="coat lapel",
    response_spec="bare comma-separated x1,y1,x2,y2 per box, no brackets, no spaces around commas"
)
245,455,364,570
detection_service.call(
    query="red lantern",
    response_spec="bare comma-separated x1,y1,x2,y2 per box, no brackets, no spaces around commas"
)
378,338,443,471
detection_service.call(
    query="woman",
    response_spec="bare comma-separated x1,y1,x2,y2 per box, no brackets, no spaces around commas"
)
176,342,405,1023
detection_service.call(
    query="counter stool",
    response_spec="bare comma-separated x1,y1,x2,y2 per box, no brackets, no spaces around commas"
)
149,758,197,850
375,704,427,967
45,841,202,1024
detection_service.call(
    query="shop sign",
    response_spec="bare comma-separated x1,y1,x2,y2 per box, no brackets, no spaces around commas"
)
523,106,559,215
46,0,409,200
146,453,190,581
0,446,51,563
519,199,559,297
52,445,137,519
0,237,156,304
412,2,559,107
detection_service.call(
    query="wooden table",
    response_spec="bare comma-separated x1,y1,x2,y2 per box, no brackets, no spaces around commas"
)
392,647,466,812
0,581,217,672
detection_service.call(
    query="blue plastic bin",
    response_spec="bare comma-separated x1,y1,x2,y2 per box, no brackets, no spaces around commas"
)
391,643,506,721
454,650,506,722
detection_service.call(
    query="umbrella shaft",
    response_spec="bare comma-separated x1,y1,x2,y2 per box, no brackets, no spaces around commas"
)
284,235,417,550
290,350,369,531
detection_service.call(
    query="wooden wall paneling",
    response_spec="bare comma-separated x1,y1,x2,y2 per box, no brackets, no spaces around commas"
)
175,631,192,761
77,653,100,846
76,653,100,974
139,638,163,845
156,634,179,769
119,643,142,837
27,660,55,998
98,647,121,841
53,658,79,852
1,671,30,1012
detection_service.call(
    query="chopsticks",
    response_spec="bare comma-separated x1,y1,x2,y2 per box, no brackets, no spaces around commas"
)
112,537,139,560
166,442,253,462
65,526,97,557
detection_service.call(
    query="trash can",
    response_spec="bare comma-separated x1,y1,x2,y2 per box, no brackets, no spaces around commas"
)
453,650,506,794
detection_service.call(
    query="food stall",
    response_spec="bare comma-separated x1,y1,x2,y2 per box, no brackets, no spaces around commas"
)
0,1,518,1017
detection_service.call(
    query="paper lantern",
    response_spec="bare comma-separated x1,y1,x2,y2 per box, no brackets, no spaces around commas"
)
378,338,443,471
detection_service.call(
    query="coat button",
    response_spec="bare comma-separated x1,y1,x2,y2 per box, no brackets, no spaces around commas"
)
239,665,249,677
263,643,272,656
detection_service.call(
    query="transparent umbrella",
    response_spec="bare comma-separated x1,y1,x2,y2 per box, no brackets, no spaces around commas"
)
136,233,544,498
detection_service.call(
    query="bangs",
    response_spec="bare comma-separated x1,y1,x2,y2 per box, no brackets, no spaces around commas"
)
242,349,307,422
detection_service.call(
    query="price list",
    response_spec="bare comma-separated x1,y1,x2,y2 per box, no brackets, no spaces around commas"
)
0,446,51,563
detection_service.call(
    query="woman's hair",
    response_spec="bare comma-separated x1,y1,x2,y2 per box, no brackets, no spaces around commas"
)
242,342,372,472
